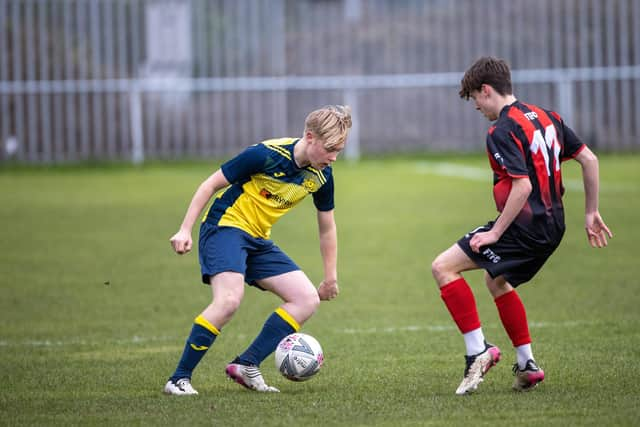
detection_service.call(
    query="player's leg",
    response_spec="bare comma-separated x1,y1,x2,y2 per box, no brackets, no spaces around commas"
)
432,243,501,395
164,272,245,396
486,273,544,391
432,243,495,356
226,270,319,392
201,272,246,328
258,270,320,324
433,244,485,355
239,270,318,366
224,238,312,392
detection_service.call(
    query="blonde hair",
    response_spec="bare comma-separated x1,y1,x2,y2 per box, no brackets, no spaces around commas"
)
304,105,352,149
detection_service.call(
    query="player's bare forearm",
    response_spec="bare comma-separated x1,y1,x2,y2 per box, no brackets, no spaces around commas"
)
170,169,229,254
319,234,337,282
492,177,531,236
319,229,338,283
574,148,613,247
179,170,229,231
317,210,338,300
574,147,600,215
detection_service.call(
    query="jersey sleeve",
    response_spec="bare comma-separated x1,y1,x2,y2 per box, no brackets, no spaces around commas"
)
487,126,529,178
220,144,267,183
550,112,585,161
312,173,335,211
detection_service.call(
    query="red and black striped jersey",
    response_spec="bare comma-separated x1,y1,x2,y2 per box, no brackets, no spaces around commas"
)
486,101,585,244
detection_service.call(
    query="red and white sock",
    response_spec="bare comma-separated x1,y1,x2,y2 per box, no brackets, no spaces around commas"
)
495,290,533,366
516,344,534,369
463,328,486,356
440,278,485,355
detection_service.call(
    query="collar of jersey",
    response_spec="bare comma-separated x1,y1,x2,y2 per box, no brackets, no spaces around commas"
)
290,138,307,170
499,100,520,118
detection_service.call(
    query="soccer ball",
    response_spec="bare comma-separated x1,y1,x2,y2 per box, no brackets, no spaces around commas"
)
274,333,324,381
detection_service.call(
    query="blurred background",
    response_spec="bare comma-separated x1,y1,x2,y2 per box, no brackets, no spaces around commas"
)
1,0,639,164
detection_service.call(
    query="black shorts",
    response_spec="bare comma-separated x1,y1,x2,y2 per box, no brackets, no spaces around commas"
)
456,221,562,287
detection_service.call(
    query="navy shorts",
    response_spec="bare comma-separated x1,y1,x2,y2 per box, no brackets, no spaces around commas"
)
457,221,562,287
198,223,299,288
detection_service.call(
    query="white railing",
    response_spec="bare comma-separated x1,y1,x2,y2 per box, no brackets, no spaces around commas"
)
1,0,639,163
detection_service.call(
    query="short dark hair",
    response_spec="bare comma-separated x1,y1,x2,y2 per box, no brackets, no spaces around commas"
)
459,56,513,100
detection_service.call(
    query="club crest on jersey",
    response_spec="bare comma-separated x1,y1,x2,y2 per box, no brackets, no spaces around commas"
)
302,179,316,192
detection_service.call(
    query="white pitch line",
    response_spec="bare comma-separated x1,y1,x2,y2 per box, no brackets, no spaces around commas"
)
0,320,605,347
414,161,489,182
340,325,457,334
0,335,179,348
338,319,600,335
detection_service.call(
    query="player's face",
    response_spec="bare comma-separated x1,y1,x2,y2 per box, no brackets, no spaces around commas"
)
309,138,343,169
470,86,499,121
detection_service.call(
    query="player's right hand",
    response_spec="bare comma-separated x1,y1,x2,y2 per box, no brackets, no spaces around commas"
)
469,230,500,253
170,229,193,254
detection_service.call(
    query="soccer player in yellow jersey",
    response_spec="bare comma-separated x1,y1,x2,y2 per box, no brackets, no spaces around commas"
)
163,105,351,395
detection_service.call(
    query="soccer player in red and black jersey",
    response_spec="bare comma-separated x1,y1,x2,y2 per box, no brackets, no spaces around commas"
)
431,57,612,395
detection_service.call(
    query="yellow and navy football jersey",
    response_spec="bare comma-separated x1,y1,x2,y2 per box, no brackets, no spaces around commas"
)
203,138,334,239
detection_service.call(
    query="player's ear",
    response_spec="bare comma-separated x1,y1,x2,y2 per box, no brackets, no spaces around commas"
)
306,130,316,144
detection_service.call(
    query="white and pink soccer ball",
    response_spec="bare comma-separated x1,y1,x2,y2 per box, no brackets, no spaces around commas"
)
274,333,324,381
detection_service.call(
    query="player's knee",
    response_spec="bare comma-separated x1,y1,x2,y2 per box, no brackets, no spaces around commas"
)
431,255,446,282
214,293,243,317
298,287,320,318
305,289,321,314
431,255,457,287
283,291,319,326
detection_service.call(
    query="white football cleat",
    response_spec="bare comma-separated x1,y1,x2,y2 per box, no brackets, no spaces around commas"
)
226,363,279,392
455,342,501,395
163,378,198,396
512,359,545,391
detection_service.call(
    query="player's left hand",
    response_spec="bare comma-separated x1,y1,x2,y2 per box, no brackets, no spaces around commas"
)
318,279,339,301
469,230,499,253
585,211,613,248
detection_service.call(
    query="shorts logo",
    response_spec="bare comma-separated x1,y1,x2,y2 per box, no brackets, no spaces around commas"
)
482,248,501,264
274,172,286,177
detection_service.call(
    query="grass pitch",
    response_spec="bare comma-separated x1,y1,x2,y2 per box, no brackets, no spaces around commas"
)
1,155,639,426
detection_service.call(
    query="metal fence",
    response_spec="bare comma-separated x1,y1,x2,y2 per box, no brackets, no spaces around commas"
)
1,0,640,164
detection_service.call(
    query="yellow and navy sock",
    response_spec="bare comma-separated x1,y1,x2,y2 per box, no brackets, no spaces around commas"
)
170,315,220,381
235,307,299,366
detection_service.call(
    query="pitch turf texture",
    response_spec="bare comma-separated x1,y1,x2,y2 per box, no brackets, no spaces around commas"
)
1,155,638,426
